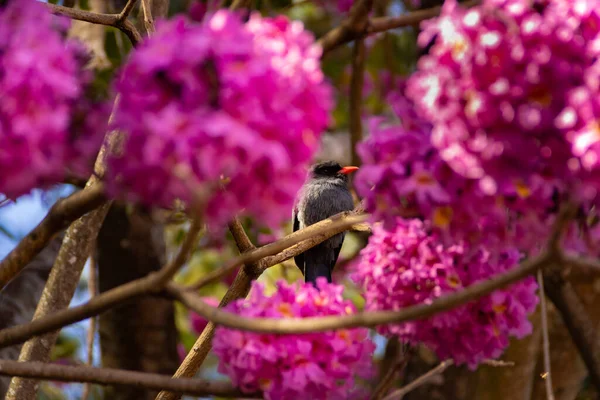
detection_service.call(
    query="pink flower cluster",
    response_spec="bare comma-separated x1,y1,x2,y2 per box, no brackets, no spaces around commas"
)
109,10,332,228
0,0,107,198
353,218,539,368
213,279,375,399
401,0,600,245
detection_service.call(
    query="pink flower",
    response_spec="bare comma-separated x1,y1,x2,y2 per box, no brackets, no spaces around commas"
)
0,0,108,198
109,10,333,228
353,218,539,369
213,279,375,399
406,0,600,210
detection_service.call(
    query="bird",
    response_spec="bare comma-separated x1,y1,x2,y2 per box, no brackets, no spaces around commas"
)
293,160,359,285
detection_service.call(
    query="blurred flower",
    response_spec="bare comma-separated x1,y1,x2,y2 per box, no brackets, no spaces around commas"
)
0,0,108,198
353,218,539,368
109,10,332,229
213,279,375,399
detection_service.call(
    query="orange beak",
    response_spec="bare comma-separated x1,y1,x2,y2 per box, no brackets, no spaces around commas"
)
340,166,359,175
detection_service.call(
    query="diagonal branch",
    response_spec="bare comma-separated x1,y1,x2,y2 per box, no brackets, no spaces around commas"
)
167,252,551,334
0,360,256,398
190,211,367,289
318,0,481,56
543,268,600,395
156,214,361,400
140,0,155,34
349,37,367,167
0,215,202,350
381,360,454,400
0,212,362,351
0,184,106,290
46,3,142,46
117,0,138,22
538,269,555,400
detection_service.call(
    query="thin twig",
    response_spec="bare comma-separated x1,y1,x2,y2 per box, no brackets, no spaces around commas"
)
371,339,408,400
0,184,106,290
538,269,555,400
349,38,366,167
381,360,454,400
117,0,138,21
543,268,600,394
46,3,142,46
318,0,481,56
140,0,155,34
0,360,256,398
81,256,98,400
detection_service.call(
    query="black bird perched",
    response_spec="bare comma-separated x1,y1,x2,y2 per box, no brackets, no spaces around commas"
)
293,160,359,285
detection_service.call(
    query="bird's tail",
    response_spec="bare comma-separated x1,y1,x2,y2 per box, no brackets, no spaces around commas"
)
304,263,332,286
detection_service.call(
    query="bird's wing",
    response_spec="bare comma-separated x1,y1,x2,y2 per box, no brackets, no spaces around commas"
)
292,207,305,275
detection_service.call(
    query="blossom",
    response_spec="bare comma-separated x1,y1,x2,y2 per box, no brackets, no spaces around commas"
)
406,0,600,201
213,279,375,399
0,0,107,198
353,218,539,368
109,10,332,228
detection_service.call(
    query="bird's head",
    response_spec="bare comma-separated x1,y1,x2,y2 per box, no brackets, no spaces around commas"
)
310,161,359,182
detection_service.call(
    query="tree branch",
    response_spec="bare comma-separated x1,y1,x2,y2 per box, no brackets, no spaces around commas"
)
0,184,106,290
156,219,262,400
318,0,481,56
381,360,454,400
117,0,138,22
228,219,256,253
349,37,366,167
46,3,142,46
190,211,368,289
537,270,555,400
157,265,260,400
167,252,551,334
0,212,362,350
0,214,201,351
0,360,255,398
543,268,600,395
140,0,155,34
157,213,367,400
82,255,98,400
5,201,111,399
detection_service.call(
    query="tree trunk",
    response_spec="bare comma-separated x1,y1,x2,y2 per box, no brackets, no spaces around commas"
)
96,205,179,400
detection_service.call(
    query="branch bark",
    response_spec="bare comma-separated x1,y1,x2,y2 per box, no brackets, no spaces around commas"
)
6,93,121,398
0,184,105,290
5,200,111,400
382,360,454,400
318,0,481,56
349,38,366,167
167,252,550,334
155,218,263,400
543,267,600,395
81,254,98,400
538,270,555,400
0,360,256,398
0,236,62,398
0,212,364,350
47,3,142,46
